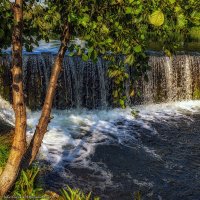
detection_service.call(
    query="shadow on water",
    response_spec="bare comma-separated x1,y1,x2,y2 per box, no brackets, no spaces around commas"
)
41,113,200,200
0,117,13,134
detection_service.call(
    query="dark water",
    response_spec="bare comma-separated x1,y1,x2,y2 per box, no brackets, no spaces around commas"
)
0,118,12,133
42,111,200,200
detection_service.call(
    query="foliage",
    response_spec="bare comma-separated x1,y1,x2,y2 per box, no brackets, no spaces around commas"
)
0,145,9,170
149,10,165,26
1,0,199,54
0,134,12,169
61,186,100,200
147,0,200,53
0,0,53,52
10,166,100,200
12,166,45,199
41,0,199,105
0,0,12,51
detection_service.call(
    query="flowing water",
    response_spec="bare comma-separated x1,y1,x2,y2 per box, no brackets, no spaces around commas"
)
1,95,200,199
0,53,200,109
0,50,200,199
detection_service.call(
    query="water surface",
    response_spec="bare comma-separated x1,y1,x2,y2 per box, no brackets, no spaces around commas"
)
1,96,200,199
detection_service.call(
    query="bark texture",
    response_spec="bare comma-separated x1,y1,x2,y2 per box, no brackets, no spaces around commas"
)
0,0,27,197
24,24,70,166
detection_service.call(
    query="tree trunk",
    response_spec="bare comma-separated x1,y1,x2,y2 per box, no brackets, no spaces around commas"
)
0,0,27,197
24,24,70,166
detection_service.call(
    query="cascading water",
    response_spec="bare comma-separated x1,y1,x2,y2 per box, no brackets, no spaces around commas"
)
0,52,200,199
0,53,200,109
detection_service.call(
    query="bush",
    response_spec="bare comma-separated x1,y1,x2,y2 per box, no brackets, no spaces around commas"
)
12,166,45,199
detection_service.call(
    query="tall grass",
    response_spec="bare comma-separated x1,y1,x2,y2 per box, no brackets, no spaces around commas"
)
0,133,12,168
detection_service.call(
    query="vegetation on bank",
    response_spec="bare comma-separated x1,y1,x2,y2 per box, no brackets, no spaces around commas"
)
12,167,100,200
0,134,99,199
0,133,12,169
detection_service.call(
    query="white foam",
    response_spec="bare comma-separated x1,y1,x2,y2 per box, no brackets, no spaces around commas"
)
25,100,200,168
1,96,200,169
0,96,14,126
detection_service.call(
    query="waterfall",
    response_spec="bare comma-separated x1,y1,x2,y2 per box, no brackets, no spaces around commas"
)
143,54,200,103
0,53,199,109
1,52,200,199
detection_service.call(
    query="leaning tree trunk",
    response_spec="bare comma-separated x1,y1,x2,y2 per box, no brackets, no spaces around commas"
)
24,24,70,166
0,0,27,197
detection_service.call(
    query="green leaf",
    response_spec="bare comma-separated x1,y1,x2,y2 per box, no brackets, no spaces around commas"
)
105,38,113,44
91,50,98,61
191,11,200,25
124,54,135,65
168,0,176,4
125,7,132,14
119,99,125,108
174,6,182,13
69,52,75,56
97,16,102,21
134,45,142,53
190,27,200,40
0,30,4,38
164,49,172,57
82,54,89,62
177,14,187,28
61,188,71,200
102,24,109,34
130,89,135,97
141,34,145,40
22,171,29,185
149,10,165,26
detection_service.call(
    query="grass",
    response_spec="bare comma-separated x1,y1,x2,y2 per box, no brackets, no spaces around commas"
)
0,132,12,169
60,186,100,200
11,166,100,200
